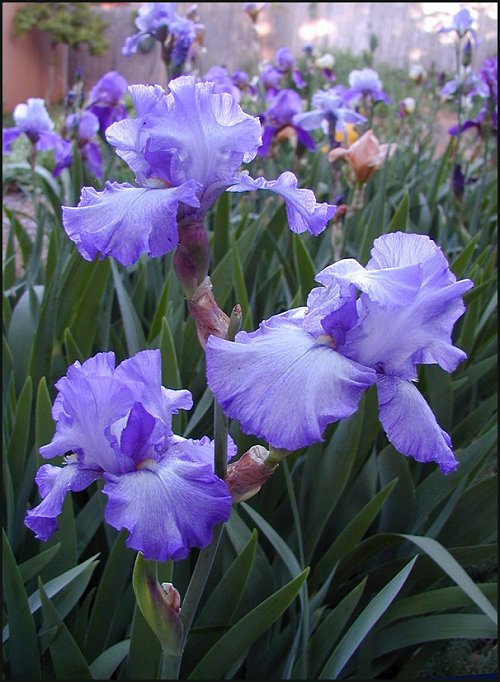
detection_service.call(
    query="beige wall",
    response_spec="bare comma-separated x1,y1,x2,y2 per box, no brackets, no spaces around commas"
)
2,2,67,113
3,3,498,113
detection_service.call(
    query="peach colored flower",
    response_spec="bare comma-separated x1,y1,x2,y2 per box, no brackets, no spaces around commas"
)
328,130,396,184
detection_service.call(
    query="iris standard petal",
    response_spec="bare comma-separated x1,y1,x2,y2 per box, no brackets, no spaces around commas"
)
106,85,168,182
112,402,166,465
343,280,471,378
25,459,100,541
315,258,422,310
228,171,336,236
62,180,200,266
144,76,263,190
377,375,458,474
343,233,473,376
206,318,376,450
103,458,232,561
114,349,193,429
39,374,134,473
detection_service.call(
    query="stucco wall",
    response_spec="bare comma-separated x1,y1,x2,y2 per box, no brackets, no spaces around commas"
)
2,2,68,113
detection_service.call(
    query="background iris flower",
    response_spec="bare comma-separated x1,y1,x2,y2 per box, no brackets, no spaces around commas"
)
25,350,233,561
292,87,367,144
206,232,473,474
2,97,71,164
343,67,391,105
87,70,129,134
54,110,104,178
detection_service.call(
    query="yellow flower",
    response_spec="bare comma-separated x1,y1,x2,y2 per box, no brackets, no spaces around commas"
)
334,123,359,146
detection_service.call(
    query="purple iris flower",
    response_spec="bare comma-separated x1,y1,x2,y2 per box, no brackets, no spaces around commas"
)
292,88,367,137
440,67,490,99
123,2,203,77
448,57,498,136
260,63,283,97
276,47,295,72
3,97,71,164
258,88,316,155
206,232,473,474
343,68,391,105
123,2,177,55
170,16,197,71
231,69,257,96
54,110,103,178
439,8,478,42
25,349,233,561
62,76,335,266
202,66,241,102
87,71,128,134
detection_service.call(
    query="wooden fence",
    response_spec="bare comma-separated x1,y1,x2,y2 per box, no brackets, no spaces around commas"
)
3,3,498,111
66,2,498,92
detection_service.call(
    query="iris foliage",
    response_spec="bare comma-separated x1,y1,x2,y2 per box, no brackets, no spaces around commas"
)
2,9,497,680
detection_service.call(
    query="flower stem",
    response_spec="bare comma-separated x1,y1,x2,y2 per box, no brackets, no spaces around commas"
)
214,399,228,480
158,395,228,679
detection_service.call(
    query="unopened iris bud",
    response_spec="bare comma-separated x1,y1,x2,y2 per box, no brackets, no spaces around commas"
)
315,53,335,70
399,97,416,117
187,276,230,348
462,39,473,68
161,582,182,613
133,553,184,655
452,163,465,201
225,445,278,503
228,304,242,341
409,63,426,84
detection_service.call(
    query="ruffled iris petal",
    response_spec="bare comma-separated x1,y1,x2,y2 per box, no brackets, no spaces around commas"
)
39,374,133,474
206,316,376,450
106,85,168,182
169,434,237,465
103,458,231,561
228,171,336,236
342,232,473,377
315,258,422,310
25,460,100,541
377,375,458,474
62,180,200,266
143,76,262,190
114,350,192,429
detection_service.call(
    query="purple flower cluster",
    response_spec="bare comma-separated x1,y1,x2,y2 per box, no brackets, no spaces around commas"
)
123,2,204,77
62,76,336,267
448,56,498,136
259,47,306,98
206,232,473,474
25,350,233,561
54,110,104,178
